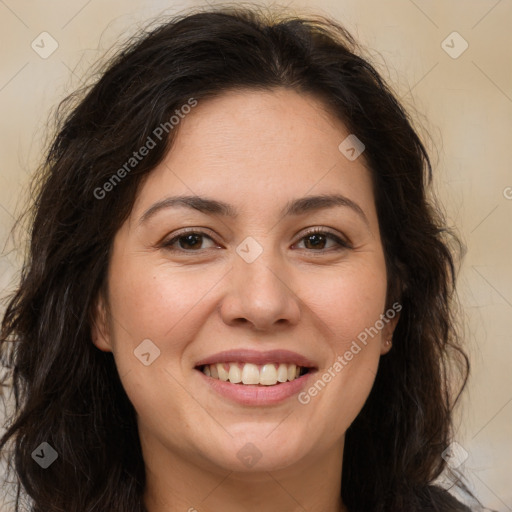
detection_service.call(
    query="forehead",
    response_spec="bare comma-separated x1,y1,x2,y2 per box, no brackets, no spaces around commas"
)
173,87,350,156
129,88,376,226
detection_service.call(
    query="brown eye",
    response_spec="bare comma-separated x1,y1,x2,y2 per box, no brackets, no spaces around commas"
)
161,231,217,252
302,233,330,250
295,228,352,252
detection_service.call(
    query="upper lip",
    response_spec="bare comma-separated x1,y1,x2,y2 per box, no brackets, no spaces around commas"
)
195,349,317,368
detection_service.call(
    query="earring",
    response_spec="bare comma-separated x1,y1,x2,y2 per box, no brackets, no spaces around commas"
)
385,338,392,347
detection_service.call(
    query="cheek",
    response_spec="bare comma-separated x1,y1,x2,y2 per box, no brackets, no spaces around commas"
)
296,259,387,431
108,260,221,350
100,255,389,468
105,261,217,437
302,260,388,345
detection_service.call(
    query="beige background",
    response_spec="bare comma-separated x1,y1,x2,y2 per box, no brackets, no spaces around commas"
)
1,0,511,510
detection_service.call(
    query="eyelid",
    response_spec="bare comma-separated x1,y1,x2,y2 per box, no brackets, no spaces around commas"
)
157,230,354,257
159,227,219,249
160,226,352,252
296,226,352,249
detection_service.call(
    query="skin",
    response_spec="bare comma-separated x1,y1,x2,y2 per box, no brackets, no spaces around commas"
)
92,88,399,512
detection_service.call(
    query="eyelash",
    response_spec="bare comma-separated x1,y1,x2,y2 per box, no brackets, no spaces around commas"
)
160,227,352,254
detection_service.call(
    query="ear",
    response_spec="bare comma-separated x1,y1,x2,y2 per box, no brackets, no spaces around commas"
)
380,303,401,355
90,291,112,353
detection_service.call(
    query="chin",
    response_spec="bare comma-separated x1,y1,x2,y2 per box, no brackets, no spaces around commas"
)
200,429,313,473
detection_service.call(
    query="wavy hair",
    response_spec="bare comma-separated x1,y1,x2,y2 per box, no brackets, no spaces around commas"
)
1,5,473,511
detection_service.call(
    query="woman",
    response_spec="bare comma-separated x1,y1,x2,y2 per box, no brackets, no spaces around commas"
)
0,5,479,511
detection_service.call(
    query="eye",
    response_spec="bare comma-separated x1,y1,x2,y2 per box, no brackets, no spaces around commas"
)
160,227,352,254
160,229,219,252
294,227,352,252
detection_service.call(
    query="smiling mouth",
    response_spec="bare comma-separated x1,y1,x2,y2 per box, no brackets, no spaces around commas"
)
196,362,312,386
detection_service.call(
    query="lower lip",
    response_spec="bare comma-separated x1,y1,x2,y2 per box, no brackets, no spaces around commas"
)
196,369,316,406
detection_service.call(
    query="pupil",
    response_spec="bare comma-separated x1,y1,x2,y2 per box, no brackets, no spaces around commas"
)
180,234,201,249
305,234,325,249
178,234,327,251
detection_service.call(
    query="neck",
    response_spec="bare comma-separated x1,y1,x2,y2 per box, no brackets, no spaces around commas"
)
143,437,347,512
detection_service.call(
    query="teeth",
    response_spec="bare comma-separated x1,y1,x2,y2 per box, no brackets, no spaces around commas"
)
260,363,278,386
242,363,260,385
277,363,288,382
228,364,242,384
217,363,229,382
201,362,307,385
287,364,296,381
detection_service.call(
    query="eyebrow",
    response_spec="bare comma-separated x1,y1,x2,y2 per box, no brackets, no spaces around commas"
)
138,193,369,226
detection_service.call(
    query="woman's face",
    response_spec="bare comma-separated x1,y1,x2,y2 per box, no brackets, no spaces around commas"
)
92,88,397,474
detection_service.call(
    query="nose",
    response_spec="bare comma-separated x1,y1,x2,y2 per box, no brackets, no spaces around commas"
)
219,250,301,332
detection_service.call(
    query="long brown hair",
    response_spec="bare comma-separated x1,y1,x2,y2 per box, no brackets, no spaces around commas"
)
1,5,473,511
